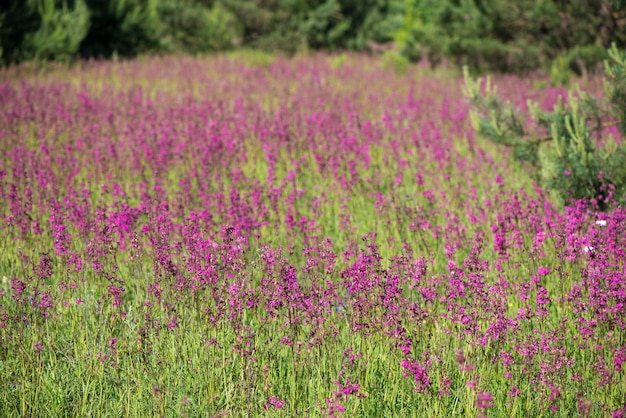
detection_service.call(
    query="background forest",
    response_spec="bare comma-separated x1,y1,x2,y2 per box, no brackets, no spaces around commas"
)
2,0,626,75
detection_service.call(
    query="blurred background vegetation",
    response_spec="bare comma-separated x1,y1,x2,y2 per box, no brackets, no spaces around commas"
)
1,0,626,74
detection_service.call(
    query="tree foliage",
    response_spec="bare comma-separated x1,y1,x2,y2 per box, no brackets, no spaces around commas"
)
219,0,402,54
1,0,90,63
0,0,402,63
2,0,626,73
399,0,626,73
157,1,240,54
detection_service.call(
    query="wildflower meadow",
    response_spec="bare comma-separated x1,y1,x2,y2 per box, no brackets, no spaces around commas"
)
1,53,625,417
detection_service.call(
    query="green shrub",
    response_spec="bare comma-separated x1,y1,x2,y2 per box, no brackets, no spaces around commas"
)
221,0,402,54
0,0,89,64
549,54,575,87
219,0,297,53
401,0,626,73
382,50,408,75
303,0,402,51
158,1,241,54
22,0,90,62
464,44,626,209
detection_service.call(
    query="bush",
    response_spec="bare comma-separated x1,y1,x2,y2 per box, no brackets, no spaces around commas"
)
158,1,241,54
464,44,626,209
221,0,402,54
22,0,90,61
299,0,402,51
0,0,90,64
400,0,626,73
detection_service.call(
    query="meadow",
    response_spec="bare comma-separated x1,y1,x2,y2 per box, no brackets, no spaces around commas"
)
0,53,625,417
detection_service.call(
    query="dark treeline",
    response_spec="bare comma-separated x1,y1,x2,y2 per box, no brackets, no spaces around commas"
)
1,0,626,73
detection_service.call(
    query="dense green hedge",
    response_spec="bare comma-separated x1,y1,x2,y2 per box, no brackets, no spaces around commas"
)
1,0,626,73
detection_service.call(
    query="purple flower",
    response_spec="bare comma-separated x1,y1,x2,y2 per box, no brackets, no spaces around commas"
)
401,358,430,392
263,396,285,410
476,391,494,409
537,266,550,276
166,317,179,329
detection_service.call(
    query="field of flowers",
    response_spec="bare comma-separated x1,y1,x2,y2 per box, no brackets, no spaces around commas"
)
1,53,625,417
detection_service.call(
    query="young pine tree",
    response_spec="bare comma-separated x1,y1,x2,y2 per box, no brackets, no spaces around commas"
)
463,44,626,210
